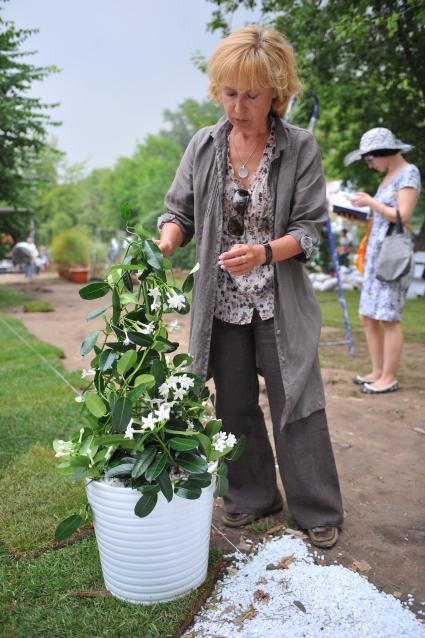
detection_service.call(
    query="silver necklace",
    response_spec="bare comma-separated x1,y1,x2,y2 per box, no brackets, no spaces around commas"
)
233,133,264,179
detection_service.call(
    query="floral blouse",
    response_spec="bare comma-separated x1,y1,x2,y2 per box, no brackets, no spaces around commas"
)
214,122,276,324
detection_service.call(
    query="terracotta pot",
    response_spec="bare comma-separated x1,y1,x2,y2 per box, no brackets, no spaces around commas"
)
58,267,69,279
86,479,215,604
67,267,89,283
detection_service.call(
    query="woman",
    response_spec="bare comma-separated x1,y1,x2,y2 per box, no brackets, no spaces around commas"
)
157,25,343,549
345,128,421,394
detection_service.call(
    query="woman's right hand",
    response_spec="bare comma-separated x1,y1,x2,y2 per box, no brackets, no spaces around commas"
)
154,239,174,257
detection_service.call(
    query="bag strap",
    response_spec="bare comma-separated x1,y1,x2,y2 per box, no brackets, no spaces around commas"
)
386,209,404,236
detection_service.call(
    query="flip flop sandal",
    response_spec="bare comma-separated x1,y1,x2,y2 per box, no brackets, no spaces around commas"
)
352,375,377,385
361,381,399,394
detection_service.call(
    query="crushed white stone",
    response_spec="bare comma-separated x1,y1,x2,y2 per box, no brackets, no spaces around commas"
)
186,535,425,638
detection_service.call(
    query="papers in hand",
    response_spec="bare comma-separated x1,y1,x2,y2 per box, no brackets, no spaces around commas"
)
331,191,370,221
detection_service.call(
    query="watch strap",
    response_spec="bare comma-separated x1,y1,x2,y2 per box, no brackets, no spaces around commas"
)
262,241,273,266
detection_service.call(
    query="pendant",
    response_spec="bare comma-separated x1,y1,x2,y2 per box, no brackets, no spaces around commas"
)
238,165,249,179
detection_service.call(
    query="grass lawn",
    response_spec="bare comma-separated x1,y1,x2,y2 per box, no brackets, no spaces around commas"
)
0,309,223,637
0,285,32,309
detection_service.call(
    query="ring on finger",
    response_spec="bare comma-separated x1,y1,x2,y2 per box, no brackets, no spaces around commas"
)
242,255,247,264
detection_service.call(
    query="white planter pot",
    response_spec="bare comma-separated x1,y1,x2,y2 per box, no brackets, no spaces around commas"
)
86,479,215,604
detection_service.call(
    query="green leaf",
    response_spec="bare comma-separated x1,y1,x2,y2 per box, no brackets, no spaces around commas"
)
158,470,173,502
128,332,153,347
182,264,199,294
122,270,133,292
134,492,158,517
151,358,166,385
153,336,179,353
55,514,83,541
117,349,137,376
134,373,155,387
173,353,193,368
175,485,202,500
187,472,212,488
79,282,110,300
120,292,139,305
105,462,135,478
85,393,107,418
134,223,150,238
131,447,157,479
205,419,222,438
138,483,161,494
112,287,121,325
145,453,167,482
143,239,163,269
214,464,229,497
226,435,246,462
99,349,119,372
111,397,133,432
169,437,199,452
85,304,111,321
177,452,208,474
120,202,132,222
196,432,212,456
80,330,100,356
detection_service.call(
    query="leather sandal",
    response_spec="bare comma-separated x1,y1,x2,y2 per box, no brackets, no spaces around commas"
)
222,497,283,528
308,526,339,549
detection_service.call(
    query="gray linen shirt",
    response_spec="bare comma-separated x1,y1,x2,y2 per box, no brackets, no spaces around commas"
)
158,114,327,427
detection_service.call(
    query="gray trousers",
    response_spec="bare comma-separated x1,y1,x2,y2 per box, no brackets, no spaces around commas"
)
210,312,344,529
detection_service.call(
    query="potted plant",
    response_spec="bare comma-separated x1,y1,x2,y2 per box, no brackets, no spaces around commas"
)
50,228,91,282
53,206,244,604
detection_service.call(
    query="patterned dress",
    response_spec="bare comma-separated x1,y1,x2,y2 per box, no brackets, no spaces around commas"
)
214,122,276,324
359,164,421,321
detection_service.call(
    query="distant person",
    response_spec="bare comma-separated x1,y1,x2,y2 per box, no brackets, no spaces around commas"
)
36,245,50,271
337,228,353,267
345,128,421,394
109,237,120,262
12,236,39,279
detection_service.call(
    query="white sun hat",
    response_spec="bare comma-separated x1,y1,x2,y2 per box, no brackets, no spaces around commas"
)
344,127,414,166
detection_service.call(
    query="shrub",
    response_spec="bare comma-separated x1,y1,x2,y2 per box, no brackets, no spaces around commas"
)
50,228,91,268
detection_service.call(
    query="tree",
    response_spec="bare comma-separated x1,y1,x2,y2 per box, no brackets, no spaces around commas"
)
206,1,424,215
0,2,59,205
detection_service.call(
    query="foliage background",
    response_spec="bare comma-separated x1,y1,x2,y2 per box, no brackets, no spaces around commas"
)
1,0,424,262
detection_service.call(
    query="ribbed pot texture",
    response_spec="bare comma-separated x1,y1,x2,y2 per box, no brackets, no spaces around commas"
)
86,479,214,604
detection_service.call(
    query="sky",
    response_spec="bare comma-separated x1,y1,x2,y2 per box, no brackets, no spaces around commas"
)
3,0,261,172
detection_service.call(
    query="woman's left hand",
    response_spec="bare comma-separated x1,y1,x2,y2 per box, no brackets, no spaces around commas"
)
351,191,373,207
218,243,263,276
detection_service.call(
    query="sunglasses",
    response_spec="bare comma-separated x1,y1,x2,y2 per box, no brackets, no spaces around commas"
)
228,188,250,237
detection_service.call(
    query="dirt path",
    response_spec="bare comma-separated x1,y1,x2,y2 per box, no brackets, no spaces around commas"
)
2,272,424,614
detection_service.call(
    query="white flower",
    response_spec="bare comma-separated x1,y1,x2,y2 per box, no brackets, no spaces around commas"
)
168,319,181,333
123,331,131,346
155,402,172,422
166,290,186,311
159,382,169,398
124,419,135,439
138,322,155,335
187,420,195,431
173,386,187,401
105,445,114,461
141,412,157,431
78,427,85,444
81,368,96,378
74,395,84,403
53,440,74,457
148,286,161,312
177,374,195,390
212,431,237,453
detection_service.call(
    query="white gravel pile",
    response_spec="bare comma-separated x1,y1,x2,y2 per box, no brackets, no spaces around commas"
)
186,535,425,638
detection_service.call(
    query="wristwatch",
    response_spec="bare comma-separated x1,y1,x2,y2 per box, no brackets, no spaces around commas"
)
262,241,273,266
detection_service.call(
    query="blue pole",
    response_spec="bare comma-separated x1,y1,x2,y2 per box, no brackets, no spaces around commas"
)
325,216,355,356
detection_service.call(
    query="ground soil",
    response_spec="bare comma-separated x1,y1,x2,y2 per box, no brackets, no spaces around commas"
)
2,272,424,615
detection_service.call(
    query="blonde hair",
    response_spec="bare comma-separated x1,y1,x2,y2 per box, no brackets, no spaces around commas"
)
207,25,301,118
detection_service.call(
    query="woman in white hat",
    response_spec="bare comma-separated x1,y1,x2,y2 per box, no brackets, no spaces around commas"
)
345,128,421,394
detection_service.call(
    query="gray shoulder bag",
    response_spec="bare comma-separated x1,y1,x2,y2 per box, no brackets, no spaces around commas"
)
375,209,413,283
